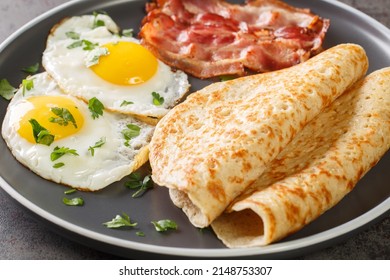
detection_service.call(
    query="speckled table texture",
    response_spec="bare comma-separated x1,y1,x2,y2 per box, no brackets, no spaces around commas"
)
0,0,389,260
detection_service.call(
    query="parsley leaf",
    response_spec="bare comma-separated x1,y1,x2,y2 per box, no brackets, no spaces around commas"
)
63,197,84,206
65,31,80,40
67,39,98,50
88,137,106,156
92,11,107,29
122,124,141,146
125,173,153,198
122,28,134,37
28,119,54,146
88,97,104,119
64,189,77,195
151,219,178,232
50,146,79,161
85,47,109,67
136,231,145,237
49,107,78,128
53,162,65,168
0,79,16,100
22,78,34,96
120,100,134,107
21,63,40,74
82,39,99,50
152,91,164,106
67,40,83,49
103,213,137,229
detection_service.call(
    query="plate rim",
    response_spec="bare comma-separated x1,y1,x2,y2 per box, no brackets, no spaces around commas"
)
0,0,389,258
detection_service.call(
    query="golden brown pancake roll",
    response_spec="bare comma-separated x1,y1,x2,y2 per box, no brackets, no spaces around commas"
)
149,44,369,228
211,67,390,247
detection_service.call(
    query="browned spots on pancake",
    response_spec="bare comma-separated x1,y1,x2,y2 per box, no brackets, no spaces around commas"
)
228,176,245,184
241,161,253,173
207,179,226,203
227,128,242,139
285,200,301,225
317,182,332,205
207,158,218,177
260,125,275,139
232,149,248,159
329,155,343,167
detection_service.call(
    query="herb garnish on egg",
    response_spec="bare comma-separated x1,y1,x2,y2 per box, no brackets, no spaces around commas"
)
49,107,78,128
50,146,79,161
151,91,164,105
92,11,107,29
85,47,109,67
88,137,106,156
120,100,134,107
67,39,98,50
65,31,80,40
22,78,34,96
122,124,140,146
88,97,104,119
28,119,54,146
122,28,133,37
53,162,65,168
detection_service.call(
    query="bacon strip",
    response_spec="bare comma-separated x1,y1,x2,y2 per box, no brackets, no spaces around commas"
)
140,0,330,79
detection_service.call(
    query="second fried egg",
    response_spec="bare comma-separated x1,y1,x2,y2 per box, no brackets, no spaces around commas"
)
1,72,154,191
42,14,190,119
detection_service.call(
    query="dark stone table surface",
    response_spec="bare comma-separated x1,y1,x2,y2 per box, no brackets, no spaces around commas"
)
0,0,389,259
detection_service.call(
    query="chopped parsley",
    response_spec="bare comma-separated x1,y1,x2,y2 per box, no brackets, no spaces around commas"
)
122,124,141,146
22,78,34,96
152,91,164,106
136,231,145,237
120,100,134,107
65,31,80,40
53,162,65,168
88,137,106,156
125,173,153,198
28,119,54,146
0,79,16,100
88,97,104,119
64,189,77,195
151,219,178,232
103,213,137,229
85,47,109,67
21,63,40,74
67,39,98,50
63,197,84,206
49,107,78,128
122,28,134,37
92,11,107,29
50,146,79,161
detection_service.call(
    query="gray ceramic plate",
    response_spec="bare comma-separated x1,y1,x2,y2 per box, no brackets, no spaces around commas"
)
0,0,389,258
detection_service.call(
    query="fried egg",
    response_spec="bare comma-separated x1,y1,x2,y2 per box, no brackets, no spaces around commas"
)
1,72,154,191
42,14,190,120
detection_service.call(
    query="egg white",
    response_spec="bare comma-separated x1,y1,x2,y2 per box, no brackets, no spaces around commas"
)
42,14,190,119
1,72,155,191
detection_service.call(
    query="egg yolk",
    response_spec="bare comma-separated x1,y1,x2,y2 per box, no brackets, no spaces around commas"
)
90,41,158,86
18,96,84,143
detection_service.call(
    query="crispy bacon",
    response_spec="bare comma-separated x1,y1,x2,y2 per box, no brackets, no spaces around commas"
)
140,0,330,79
